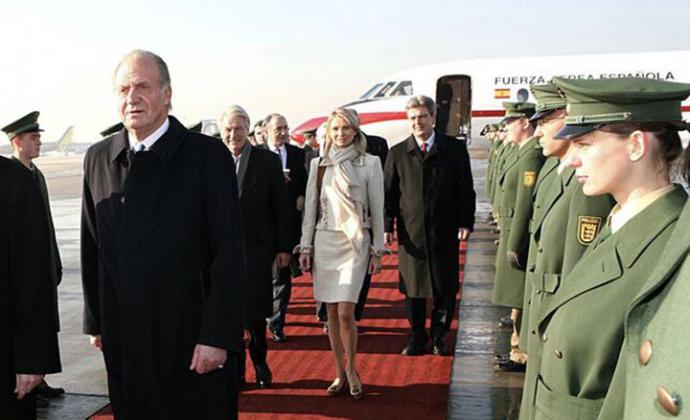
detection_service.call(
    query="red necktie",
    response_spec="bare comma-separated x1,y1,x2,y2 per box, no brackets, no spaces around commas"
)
421,142,428,156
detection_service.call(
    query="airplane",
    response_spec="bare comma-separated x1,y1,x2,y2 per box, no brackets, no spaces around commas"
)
291,50,690,147
0,125,93,156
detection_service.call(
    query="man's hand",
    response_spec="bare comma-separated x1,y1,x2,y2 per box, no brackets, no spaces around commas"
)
458,228,471,241
296,196,305,212
15,374,44,400
506,250,522,269
276,252,291,268
89,335,102,351
299,253,312,272
189,344,227,375
384,232,395,245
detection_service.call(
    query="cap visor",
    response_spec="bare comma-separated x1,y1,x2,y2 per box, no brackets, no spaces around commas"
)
554,124,598,140
499,116,518,125
529,109,555,122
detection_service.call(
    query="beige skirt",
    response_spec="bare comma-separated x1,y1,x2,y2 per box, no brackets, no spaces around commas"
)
313,229,371,303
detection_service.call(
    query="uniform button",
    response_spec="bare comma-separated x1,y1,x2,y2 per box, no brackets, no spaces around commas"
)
531,330,536,335
541,333,547,343
536,290,542,295
538,248,543,253
657,387,680,416
120,196,125,204
554,349,563,359
639,339,653,366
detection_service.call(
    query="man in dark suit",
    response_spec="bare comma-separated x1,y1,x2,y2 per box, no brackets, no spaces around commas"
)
2,112,65,406
264,113,307,342
384,95,475,356
0,155,61,420
81,50,246,420
220,105,291,388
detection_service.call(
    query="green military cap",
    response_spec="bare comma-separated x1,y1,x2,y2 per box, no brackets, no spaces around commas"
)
529,83,567,122
553,77,690,140
2,111,44,140
500,101,536,124
480,124,492,136
100,122,124,137
303,129,317,137
188,121,203,133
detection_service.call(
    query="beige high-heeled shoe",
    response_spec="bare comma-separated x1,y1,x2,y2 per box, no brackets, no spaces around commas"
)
349,372,364,400
327,377,348,396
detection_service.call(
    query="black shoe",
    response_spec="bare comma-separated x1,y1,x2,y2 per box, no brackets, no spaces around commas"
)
36,380,65,399
36,394,49,408
255,362,273,388
432,338,449,356
494,359,526,372
271,330,286,343
494,352,511,362
498,316,513,328
401,340,428,356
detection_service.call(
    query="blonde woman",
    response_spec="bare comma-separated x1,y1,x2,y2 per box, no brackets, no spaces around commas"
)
297,108,386,400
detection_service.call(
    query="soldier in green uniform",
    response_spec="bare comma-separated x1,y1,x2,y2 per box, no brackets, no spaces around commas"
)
528,77,690,420
492,101,545,371
491,125,513,224
484,124,500,202
2,112,64,405
517,84,615,418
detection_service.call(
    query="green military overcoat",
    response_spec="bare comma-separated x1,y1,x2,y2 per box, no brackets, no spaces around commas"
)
492,137,545,308
519,166,614,420
491,142,515,213
530,187,687,420
597,198,690,419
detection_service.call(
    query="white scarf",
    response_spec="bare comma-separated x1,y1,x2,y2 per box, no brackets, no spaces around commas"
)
320,145,365,252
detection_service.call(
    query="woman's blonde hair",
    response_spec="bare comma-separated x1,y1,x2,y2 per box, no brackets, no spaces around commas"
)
323,108,367,156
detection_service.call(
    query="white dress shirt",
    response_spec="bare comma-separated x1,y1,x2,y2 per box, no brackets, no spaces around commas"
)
414,131,436,152
128,118,170,151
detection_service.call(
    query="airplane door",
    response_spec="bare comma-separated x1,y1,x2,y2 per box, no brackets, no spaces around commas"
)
435,75,471,143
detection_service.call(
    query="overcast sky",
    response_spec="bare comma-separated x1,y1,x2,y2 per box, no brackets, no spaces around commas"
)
1,0,689,142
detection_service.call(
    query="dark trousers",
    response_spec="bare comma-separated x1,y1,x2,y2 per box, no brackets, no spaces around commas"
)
405,295,457,342
0,391,36,420
268,265,292,333
238,320,268,378
226,353,239,420
316,269,371,322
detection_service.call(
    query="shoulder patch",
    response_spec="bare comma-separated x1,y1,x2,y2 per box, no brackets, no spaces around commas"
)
577,216,603,245
523,171,537,187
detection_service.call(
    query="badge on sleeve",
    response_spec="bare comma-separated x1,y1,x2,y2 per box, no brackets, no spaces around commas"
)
523,171,536,187
577,216,603,245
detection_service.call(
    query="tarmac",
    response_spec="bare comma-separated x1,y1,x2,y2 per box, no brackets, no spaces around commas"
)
22,140,524,419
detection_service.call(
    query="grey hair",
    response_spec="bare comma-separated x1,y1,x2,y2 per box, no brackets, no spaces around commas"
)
405,95,436,116
220,105,250,128
265,113,286,127
113,49,172,110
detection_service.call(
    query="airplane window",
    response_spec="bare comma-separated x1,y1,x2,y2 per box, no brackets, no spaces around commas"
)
374,82,396,98
517,88,530,102
390,81,413,97
360,83,383,99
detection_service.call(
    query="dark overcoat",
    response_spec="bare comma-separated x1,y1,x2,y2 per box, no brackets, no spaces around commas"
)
81,117,247,420
365,134,389,167
12,158,63,332
284,144,307,248
0,156,60,418
238,147,291,320
384,134,475,298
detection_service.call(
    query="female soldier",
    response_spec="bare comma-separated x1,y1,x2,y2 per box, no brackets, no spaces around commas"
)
297,108,385,400
527,77,690,419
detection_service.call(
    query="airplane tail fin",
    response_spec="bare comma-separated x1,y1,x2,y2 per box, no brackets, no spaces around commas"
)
56,126,74,153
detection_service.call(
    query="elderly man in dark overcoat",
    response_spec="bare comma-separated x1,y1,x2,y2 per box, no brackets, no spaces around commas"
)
81,50,246,419
384,95,475,357
220,105,291,389
1,156,61,420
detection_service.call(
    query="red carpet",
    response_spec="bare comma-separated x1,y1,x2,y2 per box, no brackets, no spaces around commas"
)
92,242,466,419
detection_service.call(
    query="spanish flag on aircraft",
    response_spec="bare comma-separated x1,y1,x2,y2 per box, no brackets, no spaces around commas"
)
494,88,511,99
